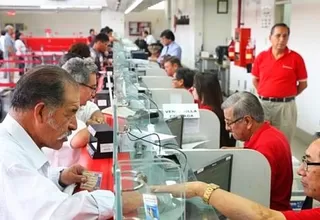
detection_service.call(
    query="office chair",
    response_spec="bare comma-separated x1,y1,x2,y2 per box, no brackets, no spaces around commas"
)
302,196,313,210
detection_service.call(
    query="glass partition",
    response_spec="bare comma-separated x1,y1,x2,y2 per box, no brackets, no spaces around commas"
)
114,158,186,220
111,38,219,219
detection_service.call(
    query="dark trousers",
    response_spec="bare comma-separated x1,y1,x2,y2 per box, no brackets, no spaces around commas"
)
18,56,25,76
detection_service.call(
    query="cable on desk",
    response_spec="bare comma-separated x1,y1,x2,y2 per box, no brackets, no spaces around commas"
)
127,131,161,148
127,132,187,172
147,97,163,117
137,86,163,117
160,143,188,172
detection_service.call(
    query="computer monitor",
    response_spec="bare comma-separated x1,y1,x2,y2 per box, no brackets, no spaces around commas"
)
165,115,184,149
194,154,233,191
215,45,228,65
131,50,148,60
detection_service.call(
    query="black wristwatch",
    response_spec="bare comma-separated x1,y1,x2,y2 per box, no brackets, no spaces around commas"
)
58,169,68,188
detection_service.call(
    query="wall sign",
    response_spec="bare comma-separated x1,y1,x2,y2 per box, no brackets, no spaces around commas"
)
217,0,229,14
129,21,151,36
261,6,272,28
162,103,200,119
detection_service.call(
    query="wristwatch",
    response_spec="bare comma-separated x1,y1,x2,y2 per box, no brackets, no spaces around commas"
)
203,183,220,204
58,169,68,188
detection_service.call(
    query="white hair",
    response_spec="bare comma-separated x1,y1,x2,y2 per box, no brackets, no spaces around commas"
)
83,57,98,74
62,57,90,84
5,25,14,32
221,91,265,123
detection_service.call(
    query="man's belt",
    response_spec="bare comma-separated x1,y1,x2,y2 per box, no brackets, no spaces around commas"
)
259,96,295,102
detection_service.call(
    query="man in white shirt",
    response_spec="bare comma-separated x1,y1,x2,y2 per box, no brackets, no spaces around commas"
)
142,30,156,45
0,29,5,52
42,57,104,165
0,65,142,219
62,57,105,125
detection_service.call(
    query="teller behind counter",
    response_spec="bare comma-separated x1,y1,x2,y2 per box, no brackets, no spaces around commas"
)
112,103,271,219
116,126,271,220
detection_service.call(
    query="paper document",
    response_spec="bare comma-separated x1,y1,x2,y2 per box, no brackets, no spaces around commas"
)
102,106,136,118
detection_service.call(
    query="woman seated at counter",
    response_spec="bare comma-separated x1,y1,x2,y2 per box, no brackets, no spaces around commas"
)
171,67,195,90
134,39,149,55
191,71,236,147
148,43,163,63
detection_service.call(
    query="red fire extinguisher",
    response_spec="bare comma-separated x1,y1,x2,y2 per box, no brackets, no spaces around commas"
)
245,39,255,64
245,39,255,73
228,38,235,61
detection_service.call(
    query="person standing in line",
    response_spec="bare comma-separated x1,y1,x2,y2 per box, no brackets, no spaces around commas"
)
90,33,109,71
0,30,6,61
14,32,26,76
87,29,95,47
3,25,15,82
252,23,308,143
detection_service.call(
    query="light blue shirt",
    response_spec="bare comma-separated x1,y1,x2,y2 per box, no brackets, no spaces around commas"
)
3,33,15,57
158,41,182,62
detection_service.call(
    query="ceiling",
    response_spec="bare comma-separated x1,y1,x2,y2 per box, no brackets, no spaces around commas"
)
0,0,164,13
106,0,164,12
131,0,164,12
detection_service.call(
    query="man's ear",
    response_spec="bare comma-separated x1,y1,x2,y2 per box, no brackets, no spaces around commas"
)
179,79,184,87
245,116,253,130
33,102,47,124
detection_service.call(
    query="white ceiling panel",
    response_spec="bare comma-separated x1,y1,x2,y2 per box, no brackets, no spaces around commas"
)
107,0,164,12
0,0,164,12
132,0,163,12
0,0,107,7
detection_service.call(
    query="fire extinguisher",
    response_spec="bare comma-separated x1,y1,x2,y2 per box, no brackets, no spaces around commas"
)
245,39,255,73
245,39,254,64
228,38,235,61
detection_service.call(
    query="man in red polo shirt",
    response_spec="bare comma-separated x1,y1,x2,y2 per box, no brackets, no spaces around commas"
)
221,91,293,211
252,23,308,143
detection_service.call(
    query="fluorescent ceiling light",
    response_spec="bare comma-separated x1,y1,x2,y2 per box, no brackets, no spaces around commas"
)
124,0,143,14
148,1,165,10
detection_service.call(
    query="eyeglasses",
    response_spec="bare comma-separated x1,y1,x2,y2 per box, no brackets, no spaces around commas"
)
79,83,97,92
225,117,244,127
301,155,320,172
